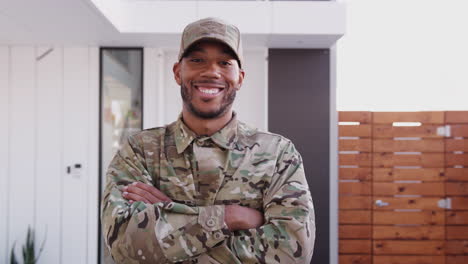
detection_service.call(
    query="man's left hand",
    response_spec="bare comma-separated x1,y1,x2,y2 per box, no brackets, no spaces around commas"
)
122,182,172,204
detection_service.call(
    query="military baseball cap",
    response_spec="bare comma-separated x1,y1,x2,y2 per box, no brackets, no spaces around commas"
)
178,17,244,68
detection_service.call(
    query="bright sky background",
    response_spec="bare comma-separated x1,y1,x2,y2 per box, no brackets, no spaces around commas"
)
337,0,468,111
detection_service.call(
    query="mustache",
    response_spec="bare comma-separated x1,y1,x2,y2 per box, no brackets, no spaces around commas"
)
191,80,227,87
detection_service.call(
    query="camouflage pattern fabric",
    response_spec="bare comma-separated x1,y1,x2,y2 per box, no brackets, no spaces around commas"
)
101,114,315,263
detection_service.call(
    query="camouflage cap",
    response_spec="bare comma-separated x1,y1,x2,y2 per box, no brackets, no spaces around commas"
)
178,17,244,68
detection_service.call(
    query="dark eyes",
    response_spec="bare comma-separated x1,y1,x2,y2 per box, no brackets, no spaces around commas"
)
220,61,232,66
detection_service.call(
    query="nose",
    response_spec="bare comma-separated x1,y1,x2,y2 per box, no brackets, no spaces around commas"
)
200,62,221,79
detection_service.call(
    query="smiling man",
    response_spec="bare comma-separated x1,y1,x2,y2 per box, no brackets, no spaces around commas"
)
101,17,315,264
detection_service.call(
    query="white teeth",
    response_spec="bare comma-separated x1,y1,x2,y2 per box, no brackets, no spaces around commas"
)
199,88,220,94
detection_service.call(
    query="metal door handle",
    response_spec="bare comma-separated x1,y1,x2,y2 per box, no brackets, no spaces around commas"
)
375,200,389,207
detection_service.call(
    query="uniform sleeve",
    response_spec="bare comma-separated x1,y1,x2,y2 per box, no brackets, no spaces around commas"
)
228,141,315,264
101,135,230,264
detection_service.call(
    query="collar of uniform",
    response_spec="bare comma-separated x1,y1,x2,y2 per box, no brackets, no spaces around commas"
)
174,113,238,154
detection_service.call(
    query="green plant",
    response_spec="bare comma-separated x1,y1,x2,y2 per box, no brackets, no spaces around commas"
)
10,226,46,264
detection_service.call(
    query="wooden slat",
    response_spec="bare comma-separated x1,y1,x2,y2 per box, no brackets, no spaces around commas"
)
339,240,372,254
339,111,372,123
339,255,371,264
374,210,444,225
372,197,444,210
446,211,468,225
451,125,468,137
446,182,468,196
446,139,468,152
373,182,445,196
373,153,444,168
373,168,445,182
373,112,445,124
340,210,371,224
446,154,468,166
445,240,468,254
446,111,468,124
340,168,372,181
452,197,468,210
447,256,468,264
340,153,372,167
339,139,372,152
340,225,372,239
340,182,371,195
446,168,468,182
447,226,468,239
339,125,372,137
373,125,443,138
340,196,372,210
374,139,444,152
373,240,445,255
374,256,445,264
373,226,444,240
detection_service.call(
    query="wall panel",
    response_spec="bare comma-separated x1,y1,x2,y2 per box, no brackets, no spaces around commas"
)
62,47,89,264
0,46,9,264
35,46,63,264
87,47,100,264
8,47,36,256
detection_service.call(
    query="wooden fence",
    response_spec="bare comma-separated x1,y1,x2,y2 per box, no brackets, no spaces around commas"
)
338,111,468,264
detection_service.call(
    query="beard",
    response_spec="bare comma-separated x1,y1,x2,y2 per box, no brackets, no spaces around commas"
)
181,81,237,119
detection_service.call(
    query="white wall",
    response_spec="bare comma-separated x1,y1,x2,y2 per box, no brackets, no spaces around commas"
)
143,47,268,131
0,46,99,264
337,0,468,111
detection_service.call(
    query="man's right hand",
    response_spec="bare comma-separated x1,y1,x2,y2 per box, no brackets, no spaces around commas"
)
224,205,264,231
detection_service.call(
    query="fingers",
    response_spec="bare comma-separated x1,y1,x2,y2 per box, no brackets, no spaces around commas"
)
121,182,172,204
123,184,159,204
132,182,172,202
122,191,151,204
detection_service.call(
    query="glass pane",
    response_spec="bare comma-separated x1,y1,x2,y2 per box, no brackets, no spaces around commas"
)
101,48,143,180
100,48,143,263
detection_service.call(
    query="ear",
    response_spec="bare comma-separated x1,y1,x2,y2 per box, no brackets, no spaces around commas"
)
173,62,182,85
236,69,245,90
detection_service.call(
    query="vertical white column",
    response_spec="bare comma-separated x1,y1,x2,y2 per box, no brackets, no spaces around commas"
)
162,49,180,124
329,45,338,264
35,46,63,264
62,47,89,264
0,46,10,264
143,47,163,129
233,48,268,131
87,47,100,264
9,46,36,256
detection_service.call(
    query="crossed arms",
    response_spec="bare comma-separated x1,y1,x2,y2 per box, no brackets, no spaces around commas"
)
101,134,315,263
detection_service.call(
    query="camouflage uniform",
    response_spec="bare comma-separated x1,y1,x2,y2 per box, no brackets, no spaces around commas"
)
101,114,315,263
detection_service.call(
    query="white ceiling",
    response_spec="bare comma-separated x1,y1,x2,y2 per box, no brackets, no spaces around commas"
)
0,0,346,48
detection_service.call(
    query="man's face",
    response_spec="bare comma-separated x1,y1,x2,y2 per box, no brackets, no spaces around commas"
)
173,41,245,119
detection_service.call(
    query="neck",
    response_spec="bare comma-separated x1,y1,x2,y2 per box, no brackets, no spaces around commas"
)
181,108,233,136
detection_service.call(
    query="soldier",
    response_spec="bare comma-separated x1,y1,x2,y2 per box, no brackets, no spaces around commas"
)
101,17,315,264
